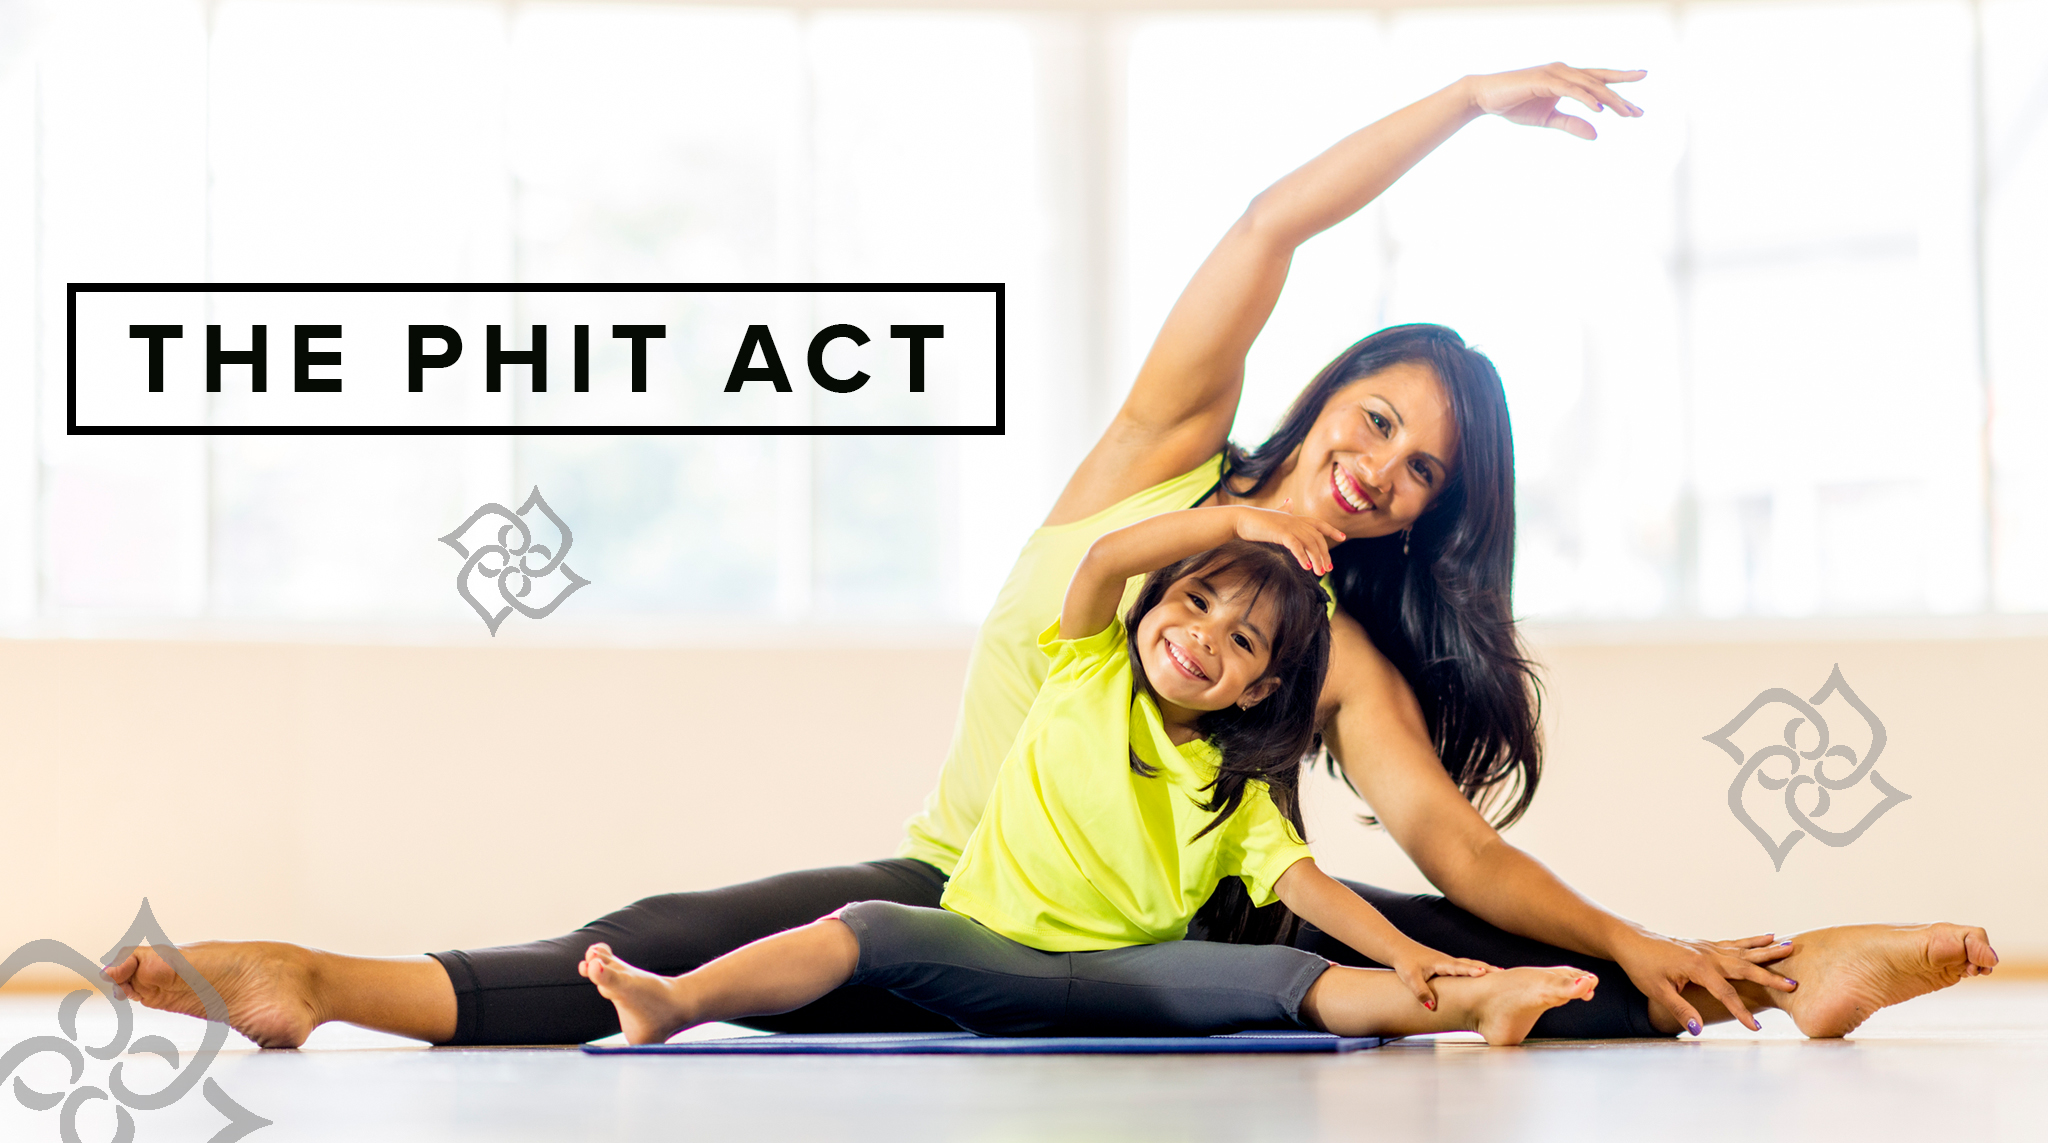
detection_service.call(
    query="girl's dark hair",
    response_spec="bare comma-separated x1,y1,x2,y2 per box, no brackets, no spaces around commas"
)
1225,323,1543,830
1123,539,1333,849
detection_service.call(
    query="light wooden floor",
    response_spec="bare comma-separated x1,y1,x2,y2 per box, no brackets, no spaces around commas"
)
4,982,2043,1142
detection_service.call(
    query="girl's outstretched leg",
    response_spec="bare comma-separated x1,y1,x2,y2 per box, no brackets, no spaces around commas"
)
579,916,860,1045
1302,965,1597,1046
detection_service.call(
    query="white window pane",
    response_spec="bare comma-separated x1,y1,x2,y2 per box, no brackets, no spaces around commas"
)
34,0,208,619
43,439,208,616
808,13,1040,619
814,437,948,617
1380,6,1684,619
518,438,780,617
209,0,512,281
1122,15,1390,446
1684,1,1983,616
507,8,802,620
211,438,512,621
511,3,804,282
1985,0,2048,611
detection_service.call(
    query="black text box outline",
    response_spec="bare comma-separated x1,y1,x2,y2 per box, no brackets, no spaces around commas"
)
69,282,1005,436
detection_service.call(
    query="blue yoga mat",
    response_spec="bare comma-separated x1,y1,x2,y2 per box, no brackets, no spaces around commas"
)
584,1030,1386,1055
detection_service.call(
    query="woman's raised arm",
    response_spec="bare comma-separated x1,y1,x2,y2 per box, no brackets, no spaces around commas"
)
1046,64,1645,527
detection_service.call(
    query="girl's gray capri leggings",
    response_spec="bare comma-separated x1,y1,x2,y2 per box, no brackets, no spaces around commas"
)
834,900,1332,1037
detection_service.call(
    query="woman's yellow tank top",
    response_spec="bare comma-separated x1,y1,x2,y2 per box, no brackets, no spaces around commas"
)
896,453,1226,875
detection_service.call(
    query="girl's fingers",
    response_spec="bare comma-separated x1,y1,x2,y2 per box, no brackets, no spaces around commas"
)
1581,67,1649,84
1726,933,1777,948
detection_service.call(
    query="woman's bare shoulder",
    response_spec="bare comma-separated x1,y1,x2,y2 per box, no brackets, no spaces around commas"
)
1318,606,1427,732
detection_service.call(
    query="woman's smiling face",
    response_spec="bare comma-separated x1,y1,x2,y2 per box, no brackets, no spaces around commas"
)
1271,360,1461,540
1134,565,1284,724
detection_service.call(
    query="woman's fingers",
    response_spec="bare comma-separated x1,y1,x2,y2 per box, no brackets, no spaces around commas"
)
1695,969,1761,1031
1724,933,1778,949
1735,960,1797,993
1654,981,1706,1037
1581,67,1649,84
1546,111,1598,141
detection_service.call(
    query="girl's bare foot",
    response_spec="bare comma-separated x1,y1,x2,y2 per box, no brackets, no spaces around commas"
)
579,943,695,1046
101,941,321,1049
1449,966,1599,1046
1772,923,1997,1038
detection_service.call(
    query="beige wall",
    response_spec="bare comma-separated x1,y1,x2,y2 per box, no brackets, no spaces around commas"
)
3,627,2043,986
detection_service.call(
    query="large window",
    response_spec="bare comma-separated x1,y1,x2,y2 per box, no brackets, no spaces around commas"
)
4,0,2043,635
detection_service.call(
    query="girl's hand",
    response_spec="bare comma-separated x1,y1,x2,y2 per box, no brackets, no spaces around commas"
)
1229,503,1347,576
1465,63,1647,141
1389,945,1499,1011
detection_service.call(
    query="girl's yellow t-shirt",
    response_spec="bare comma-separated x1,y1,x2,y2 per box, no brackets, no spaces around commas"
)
897,454,1227,875
938,618,1313,951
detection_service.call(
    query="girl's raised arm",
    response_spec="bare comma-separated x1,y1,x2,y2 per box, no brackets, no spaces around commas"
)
1060,506,1345,640
1046,64,1645,527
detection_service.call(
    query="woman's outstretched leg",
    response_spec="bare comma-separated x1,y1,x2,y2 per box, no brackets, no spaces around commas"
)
1660,922,1999,1038
101,945,455,1048
1295,880,1999,1039
1302,964,1598,1046
102,858,951,1047
580,917,859,1046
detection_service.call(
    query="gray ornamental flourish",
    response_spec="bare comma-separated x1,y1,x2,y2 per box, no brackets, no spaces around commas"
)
439,486,591,635
0,899,271,1143
1702,664,1912,871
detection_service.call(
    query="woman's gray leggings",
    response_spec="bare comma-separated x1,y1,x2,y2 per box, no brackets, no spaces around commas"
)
835,901,1331,1037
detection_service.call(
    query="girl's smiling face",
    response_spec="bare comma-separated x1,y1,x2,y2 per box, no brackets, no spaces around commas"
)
1265,360,1461,540
1134,565,1284,727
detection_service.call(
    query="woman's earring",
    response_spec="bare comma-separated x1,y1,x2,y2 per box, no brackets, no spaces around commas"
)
1401,527,1411,557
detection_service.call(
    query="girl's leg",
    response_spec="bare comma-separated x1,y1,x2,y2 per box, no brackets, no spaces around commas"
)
103,858,951,1047
1290,879,1660,1038
1301,965,1598,1046
579,918,861,1046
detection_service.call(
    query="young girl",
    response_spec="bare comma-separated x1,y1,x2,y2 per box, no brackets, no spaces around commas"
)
579,506,1597,1046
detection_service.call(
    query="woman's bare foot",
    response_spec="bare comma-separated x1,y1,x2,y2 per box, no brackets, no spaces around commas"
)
1771,923,1997,1038
1444,966,1599,1046
101,941,322,1049
578,943,696,1046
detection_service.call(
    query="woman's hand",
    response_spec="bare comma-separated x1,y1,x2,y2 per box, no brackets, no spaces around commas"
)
1464,63,1646,140
1611,929,1797,1035
1227,503,1347,576
1388,944,1499,1011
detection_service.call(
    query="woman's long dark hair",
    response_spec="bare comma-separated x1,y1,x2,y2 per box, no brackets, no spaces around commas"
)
1123,539,1333,845
1189,323,1544,947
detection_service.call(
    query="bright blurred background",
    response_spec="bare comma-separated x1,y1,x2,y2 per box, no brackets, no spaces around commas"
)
4,0,2045,636
4,0,2048,973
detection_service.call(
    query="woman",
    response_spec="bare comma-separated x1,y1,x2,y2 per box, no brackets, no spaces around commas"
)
106,62,1996,1048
